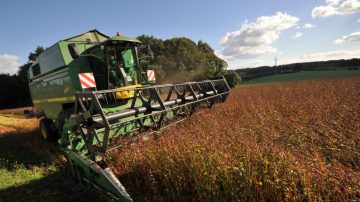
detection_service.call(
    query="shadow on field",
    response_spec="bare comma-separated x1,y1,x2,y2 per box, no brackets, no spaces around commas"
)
0,169,98,202
0,126,106,202
0,127,61,170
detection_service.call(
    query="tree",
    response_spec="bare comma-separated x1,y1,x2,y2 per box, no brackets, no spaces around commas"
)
28,46,45,62
197,40,227,75
0,46,44,109
197,40,214,53
137,35,228,83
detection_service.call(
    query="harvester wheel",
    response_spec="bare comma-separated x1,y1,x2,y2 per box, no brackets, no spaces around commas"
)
56,109,74,137
39,118,59,142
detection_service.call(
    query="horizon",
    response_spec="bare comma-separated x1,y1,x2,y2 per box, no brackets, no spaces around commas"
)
235,57,359,70
0,0,359,74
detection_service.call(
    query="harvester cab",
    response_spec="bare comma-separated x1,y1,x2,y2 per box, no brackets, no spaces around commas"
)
28,30,230,201
71,34,150,91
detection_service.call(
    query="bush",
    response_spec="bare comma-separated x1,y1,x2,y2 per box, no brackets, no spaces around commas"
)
224,70,241,88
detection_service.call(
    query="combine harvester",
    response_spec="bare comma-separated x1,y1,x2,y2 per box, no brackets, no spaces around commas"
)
27,30,230,201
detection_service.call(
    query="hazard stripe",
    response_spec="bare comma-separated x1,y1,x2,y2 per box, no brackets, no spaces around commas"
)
78,72,96,89
147,70,155,81
83,73,96,85
79,74,95,86
80,78,91,88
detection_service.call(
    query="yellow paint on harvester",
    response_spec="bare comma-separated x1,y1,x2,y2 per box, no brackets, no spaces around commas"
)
33,96,75,104
34,84,142,103
116,84,142,99
64,86,70,94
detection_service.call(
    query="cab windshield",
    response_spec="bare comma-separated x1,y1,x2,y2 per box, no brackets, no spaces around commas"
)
105,42,139,88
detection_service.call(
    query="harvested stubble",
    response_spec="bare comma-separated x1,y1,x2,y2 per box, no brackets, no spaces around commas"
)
0,116,64,165
109,77,360,202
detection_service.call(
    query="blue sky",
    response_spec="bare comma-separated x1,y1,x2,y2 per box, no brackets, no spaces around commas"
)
0,0,359,74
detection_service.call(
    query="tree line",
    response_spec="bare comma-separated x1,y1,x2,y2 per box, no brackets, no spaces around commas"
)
137,35,240,84
0,47,44,109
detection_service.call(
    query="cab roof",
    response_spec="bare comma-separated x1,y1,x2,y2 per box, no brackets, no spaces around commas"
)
61,29,141,44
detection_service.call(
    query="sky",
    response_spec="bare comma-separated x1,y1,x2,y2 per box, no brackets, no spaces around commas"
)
0,0,360,74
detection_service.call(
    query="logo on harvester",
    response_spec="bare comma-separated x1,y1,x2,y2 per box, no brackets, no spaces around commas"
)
147,70,155,81
78,72,96,88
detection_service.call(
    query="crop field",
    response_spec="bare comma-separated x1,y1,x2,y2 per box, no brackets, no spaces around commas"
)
242,69,360,85
109,76,360,201
0,76,359,201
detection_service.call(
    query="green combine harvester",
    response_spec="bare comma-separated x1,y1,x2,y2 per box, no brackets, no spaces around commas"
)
27,30,230,201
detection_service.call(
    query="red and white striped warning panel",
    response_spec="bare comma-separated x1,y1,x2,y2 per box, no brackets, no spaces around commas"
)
147,70,156,81
78,72,96,89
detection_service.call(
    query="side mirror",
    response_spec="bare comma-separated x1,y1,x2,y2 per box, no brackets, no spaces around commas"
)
68,44,79,59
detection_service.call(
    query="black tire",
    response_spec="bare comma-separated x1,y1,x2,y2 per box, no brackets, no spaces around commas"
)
56,109,73,137
39,118,59,142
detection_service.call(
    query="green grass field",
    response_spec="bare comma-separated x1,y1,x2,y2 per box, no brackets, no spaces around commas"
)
0,115,106,202
241,69,360,85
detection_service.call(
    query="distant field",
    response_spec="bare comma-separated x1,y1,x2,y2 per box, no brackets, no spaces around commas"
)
241,69,360,85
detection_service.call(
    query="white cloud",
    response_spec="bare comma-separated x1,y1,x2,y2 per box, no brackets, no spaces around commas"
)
357,17,360,22
217,12,299,61
292,32,303,38
303,23,316,29
326,0,342,5
0,54,20,75
300,49,360,61
312,0,360,18
334,31,360,44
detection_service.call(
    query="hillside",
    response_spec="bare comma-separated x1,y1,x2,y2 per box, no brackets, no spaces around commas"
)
241,69,360,85
236,58,360,83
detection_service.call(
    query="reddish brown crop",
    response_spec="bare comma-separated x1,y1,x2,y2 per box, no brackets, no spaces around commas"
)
109,77,360,201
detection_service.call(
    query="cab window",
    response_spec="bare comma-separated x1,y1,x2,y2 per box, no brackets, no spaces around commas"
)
32,64,41,76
